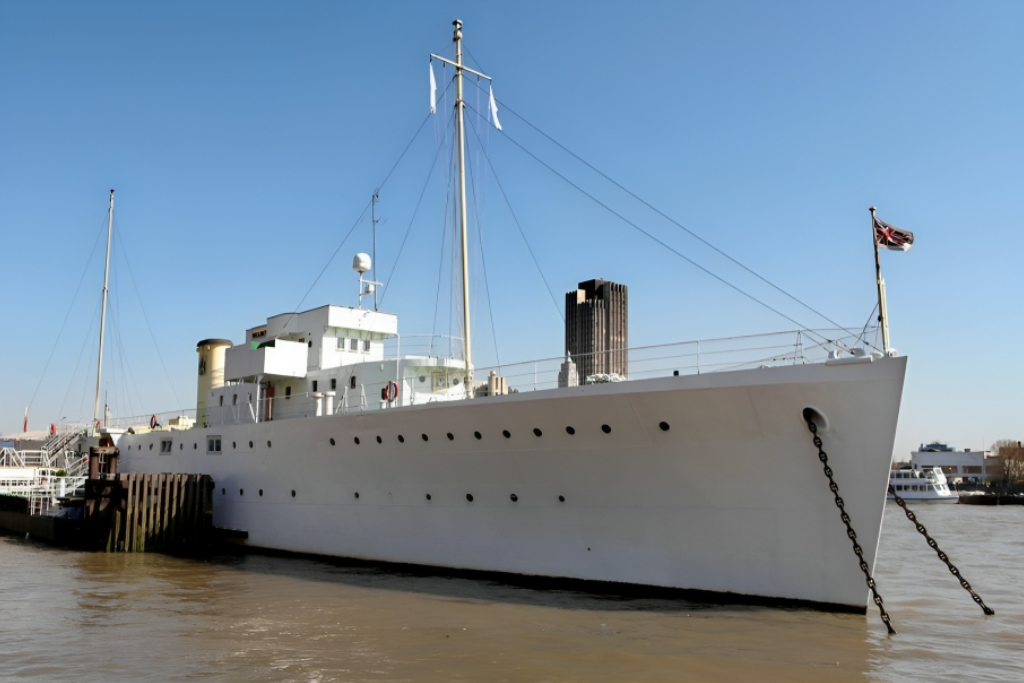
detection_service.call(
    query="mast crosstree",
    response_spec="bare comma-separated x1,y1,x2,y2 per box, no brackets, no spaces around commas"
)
431,19,491,398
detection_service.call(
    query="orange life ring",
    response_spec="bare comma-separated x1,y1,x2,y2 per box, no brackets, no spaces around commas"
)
383,381,399,402
149,414,158,429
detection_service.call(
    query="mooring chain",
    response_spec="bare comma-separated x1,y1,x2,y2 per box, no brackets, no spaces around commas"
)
807,420,897,634
887,486,994,615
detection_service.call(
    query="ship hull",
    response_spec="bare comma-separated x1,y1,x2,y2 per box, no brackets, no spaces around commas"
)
119,356,906,611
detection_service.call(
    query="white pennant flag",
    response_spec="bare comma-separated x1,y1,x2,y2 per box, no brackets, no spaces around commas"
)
488,84,502,131
429,62,437,114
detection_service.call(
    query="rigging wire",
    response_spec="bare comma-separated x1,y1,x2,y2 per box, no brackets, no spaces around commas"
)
113,221,182,408
110,239,149,416
430,133,457,356
379,109,456,309
465,101,842,348
464,77,863,346
465,112,565,323
26,212,109,414
57,295,102,423
466,141,502,369
276,93,456,337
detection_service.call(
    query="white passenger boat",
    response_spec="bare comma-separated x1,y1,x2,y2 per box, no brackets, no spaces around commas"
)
888,466,959,503
114,21,908,612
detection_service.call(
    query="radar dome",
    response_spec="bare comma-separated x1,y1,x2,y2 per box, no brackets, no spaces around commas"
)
352,253,371,274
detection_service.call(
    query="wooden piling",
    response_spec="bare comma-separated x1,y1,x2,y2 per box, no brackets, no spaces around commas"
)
83,472,214,554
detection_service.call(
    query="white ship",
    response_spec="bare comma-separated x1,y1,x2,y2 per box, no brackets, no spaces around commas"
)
114,21,908,612
888,466,959,503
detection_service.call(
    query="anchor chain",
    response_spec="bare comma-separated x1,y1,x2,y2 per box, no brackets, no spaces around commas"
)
887,486,995,615
807,420,897,634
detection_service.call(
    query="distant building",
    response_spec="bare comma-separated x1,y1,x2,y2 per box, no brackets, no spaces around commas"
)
565,279,628,382
909,441,1002,482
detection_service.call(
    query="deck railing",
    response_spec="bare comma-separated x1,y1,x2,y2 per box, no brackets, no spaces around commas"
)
107,328,878,430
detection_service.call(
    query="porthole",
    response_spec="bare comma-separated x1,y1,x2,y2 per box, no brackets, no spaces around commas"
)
259,489,263,497
249,441,253,448
466,493,474,502
601,424,611,434
354,492,360,499
267,440,272,448
474,431,482,440
291,490,296,497
240,489,244,496
422,434,429,442
659,421,670,431
510,494,518,502
447,432,454,441
398,435,405,443
566,426,575,435
502,430,511,439
558,495,565,503
376,436,382,444
354,437,361,445
533,428,542,437
330,438,336,446
418,375,426,383
426,494,432,501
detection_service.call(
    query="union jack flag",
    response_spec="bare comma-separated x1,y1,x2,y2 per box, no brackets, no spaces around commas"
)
874,217,914,252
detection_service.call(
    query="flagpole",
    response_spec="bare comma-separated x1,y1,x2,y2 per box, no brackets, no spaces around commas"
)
870,206,891,354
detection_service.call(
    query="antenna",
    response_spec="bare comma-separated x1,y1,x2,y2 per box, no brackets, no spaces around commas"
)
371,189,380,311
353,253,381,309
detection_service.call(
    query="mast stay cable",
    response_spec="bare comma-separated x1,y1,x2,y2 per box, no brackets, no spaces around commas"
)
379,109,456,309
464,76,864,347
466,138,502,369
465,102,844,349
465,112,565,323
430,126,457,356
277,78,457,337
113,222,182,409
26,213,109,416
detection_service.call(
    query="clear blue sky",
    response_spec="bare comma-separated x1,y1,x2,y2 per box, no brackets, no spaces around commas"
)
1,1,1021,459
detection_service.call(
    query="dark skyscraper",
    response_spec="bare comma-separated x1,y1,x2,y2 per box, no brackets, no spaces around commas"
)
565,279,628,381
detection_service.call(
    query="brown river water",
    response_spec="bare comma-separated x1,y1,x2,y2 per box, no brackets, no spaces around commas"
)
1,503,1021,682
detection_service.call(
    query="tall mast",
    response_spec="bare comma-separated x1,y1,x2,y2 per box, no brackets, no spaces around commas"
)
453,19,474,397
432,20,492,397
93,189,114,430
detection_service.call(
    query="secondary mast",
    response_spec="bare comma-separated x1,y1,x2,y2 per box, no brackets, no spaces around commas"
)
432,19,492,398
93,189,114,431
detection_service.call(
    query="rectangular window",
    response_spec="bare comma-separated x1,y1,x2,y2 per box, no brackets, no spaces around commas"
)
312,380,318,392
207,437,222,453
337,338,346,350
160,440,172,454
350,338,359,351
330,378,337,390
363,340,371,352
232,394,238,406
